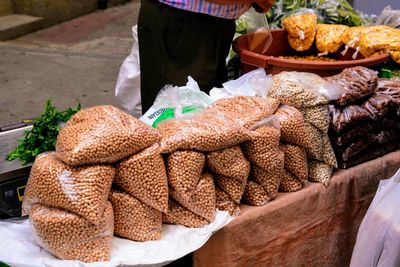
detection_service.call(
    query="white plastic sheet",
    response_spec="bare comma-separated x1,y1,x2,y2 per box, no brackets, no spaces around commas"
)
209,68,273,102
0,210,233,267
115,25,142,118
350,168,400,267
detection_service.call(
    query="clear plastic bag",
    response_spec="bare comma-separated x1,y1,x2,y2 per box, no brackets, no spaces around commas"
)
56,105,160,166
279,169,303,192
300,105,330,133
115,144,169,213
157,109,252,153
282,9,318,51
167,150,205,201
242,7,273,54
29,202,113,262
275,105,311,148
316,24,349,55
270,71,342,108
358,25,400,58
325,66,378,107
170,172,216,222
214,173,247,204
281,144,308,183
250,166,282,200
22,153,115,226
308,160,333,186
140,76,212,128
350,168,400,267
376,6,400,29
329,104,373,133
109,189,162,242
206,146,250,181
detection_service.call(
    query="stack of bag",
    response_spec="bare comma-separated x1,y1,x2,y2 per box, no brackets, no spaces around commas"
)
328,70,400,168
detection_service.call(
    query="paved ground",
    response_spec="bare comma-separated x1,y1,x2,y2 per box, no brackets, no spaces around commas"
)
0,1,140,124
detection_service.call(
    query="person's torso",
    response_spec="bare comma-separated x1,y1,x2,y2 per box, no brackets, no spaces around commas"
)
158,0,250,19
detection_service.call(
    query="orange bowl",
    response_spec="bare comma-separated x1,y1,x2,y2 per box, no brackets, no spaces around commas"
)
233,29,390,77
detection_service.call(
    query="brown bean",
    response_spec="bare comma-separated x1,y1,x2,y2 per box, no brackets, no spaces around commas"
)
22,153,114,225
215,187,241,217
29,202,113,262
110,189,162,242
214,173,247,204
251,166,282,200
115,144,169,213
281,144,308,182
242,180,269,206
279,169,303,192
163,199,209,228
56,105,160,166
308,160,333,186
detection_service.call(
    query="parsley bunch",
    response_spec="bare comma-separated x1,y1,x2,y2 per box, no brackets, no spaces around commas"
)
6,100,81,165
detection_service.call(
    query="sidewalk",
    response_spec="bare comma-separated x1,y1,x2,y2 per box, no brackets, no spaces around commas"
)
0,1,140,124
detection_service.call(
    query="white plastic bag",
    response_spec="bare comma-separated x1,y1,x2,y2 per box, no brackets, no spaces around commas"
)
350,168,400,267
140,77,212,128
209,68,273,102
115,25,142,118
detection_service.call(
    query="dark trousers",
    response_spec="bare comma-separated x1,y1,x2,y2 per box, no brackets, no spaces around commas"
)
138,0,236,113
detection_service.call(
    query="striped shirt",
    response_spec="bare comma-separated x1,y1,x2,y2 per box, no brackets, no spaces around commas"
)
158,0,250,19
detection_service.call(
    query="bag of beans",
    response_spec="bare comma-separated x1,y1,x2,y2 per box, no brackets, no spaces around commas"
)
206,146,250,181
215,188,241,217
56,105,160,166
282,9,317,51
325,67,378,106
167,150,205,201
242,180,270,206
22,153,114,226
214,173,247,204
279,169,303,192
275,105,311,148
163,199,209,228
115,144,168,213
29,202,113,263
170,172,216,221
208,96,280,129
329,104,373,133
109,189,162,242
251,166,282,199
308,160,334,186
242,117,283,173
281,144,308,183
300,105,330,133
157,109,251,153
304,122,338,168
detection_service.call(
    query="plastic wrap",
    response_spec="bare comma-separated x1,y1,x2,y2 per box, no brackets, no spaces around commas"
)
251,166,282,200
109,190,162,242
282,9,317,51
326,66,378,107
209,96,280,129
115,144,169,213
274,104,311,148
281,144,308,183
376,6,400,28
140,76,212,128
242,7,273,54
304,122,338,168
215,187,241,217
157,109,252,153
56,105,160,166
316,24,349,55
329,104,373,133
350,168,400,267
22,153,114,226
242,180,269,206
308,160,333,186
162,199,209,228
29,202,113,262
206,146,250,181
170,173,216,222
358,25,400,58
167,150,205,201
270,71,342,108
341,26,367,51
279,169,303,192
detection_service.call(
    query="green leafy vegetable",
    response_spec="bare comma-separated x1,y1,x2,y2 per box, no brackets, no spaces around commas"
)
6,100,81,165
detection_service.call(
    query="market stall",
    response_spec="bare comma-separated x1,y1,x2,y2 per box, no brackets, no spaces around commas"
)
193,151,400,267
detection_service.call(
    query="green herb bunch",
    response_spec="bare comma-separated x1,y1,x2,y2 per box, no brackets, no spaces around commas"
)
6,100,81,165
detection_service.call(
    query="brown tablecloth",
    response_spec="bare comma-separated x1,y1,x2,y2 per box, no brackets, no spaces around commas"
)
193,151,400,267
